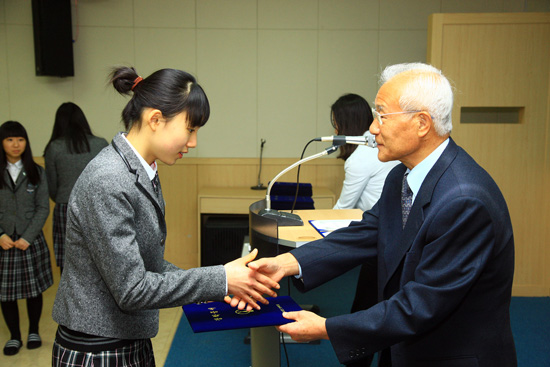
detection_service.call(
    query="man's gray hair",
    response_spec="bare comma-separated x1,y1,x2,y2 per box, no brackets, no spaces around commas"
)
380,63,453,136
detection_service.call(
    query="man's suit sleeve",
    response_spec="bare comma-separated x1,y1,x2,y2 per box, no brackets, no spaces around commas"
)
291,206,379,292
326,196,499,364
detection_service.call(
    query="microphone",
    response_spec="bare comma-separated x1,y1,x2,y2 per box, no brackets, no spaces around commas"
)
314,132,377,148
258,145,340,226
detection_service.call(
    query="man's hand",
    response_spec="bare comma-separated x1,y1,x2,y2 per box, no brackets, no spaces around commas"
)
276,310,329,342
226,252,300,310
0,234,15,251
224,248,280,311
247,257,287,284
248,252,300,283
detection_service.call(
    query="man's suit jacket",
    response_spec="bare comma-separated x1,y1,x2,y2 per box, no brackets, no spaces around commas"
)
0,166,49,243
291,139,516,367
53,132,227,340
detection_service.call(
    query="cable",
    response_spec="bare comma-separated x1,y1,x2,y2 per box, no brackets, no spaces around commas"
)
280,331,290,366
282,138,329,367
276,216,292,367
290,139,316,214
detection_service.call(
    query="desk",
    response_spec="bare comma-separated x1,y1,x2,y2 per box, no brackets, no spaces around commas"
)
249,207,363,367
197,187,336,264
278,208,363,248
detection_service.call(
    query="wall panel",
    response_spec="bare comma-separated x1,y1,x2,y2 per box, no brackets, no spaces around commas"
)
37,157,344,270
428,12,550,296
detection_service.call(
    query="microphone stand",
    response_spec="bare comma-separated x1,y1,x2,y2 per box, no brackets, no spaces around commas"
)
258,145,340,226
251,139,267,190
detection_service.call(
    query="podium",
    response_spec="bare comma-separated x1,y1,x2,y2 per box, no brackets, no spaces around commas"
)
248,200,362,367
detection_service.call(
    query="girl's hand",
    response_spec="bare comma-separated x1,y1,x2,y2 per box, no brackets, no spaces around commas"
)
224,248,280,311
14,238,30,251
0,234,15,250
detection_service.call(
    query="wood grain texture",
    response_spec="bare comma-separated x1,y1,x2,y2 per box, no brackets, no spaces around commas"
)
428,12,550,296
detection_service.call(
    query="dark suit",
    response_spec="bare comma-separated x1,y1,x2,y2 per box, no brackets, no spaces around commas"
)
291,139,516,367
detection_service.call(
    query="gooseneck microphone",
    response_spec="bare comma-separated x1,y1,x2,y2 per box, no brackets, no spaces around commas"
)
258,145,340,226
313,132,377,148
259,133,376,226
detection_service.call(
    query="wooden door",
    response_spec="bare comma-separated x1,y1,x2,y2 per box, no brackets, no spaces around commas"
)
428,13,550,296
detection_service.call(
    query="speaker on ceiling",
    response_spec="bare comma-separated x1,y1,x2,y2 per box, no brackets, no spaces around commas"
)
31,0,74,77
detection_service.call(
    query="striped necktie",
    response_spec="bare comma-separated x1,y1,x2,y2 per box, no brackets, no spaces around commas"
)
401,172,413,228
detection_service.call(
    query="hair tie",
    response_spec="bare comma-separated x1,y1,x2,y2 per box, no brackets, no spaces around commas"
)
131,76,143,91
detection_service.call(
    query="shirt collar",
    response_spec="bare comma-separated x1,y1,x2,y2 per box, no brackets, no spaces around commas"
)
406,138,449,203
6,160,23,183
7,160,23,170
122,134,157,181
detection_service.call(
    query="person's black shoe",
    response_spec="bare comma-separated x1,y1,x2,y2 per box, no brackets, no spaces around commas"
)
27,333,42,349
3,339,22,355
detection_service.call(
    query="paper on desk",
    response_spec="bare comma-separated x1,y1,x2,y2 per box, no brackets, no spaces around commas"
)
308,219,354,237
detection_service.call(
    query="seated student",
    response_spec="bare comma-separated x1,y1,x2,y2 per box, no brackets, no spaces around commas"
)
331,93,399,212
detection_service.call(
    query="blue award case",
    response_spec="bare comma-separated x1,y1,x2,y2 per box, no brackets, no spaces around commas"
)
183,296,302,333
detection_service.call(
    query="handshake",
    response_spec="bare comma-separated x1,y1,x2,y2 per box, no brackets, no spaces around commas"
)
222,248,294,311
222,248,329,343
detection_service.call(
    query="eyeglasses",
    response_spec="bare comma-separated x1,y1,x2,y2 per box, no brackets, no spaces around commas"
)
371,108,421,126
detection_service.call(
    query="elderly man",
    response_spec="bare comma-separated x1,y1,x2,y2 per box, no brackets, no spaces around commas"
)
248,63,517,367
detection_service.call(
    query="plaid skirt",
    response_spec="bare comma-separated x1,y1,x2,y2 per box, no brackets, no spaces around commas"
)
53,203,68,267
52,339,156,367
0,233,53,301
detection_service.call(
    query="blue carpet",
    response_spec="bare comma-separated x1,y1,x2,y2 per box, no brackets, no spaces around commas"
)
165,267,550,366
510,297,550,366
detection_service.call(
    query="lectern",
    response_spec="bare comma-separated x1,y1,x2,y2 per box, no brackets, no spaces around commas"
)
248,200,363,366
249,200,282,367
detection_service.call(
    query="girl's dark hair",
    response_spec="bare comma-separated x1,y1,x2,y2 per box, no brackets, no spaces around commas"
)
0,121,41,189
44,102,93,155
330,94,373,161
109,66,210,130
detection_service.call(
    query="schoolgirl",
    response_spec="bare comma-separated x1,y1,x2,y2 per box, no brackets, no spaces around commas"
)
0,121,52,356
51,67,277,366
44,102,109,274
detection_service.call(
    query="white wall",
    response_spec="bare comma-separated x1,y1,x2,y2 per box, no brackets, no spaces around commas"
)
0,0,548,158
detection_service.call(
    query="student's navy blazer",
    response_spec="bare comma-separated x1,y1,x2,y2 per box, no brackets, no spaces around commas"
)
291,139,516,367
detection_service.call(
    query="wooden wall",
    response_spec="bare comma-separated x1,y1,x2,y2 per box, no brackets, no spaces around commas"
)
428,12,550,296
36,13,550,297
37,157,345,271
